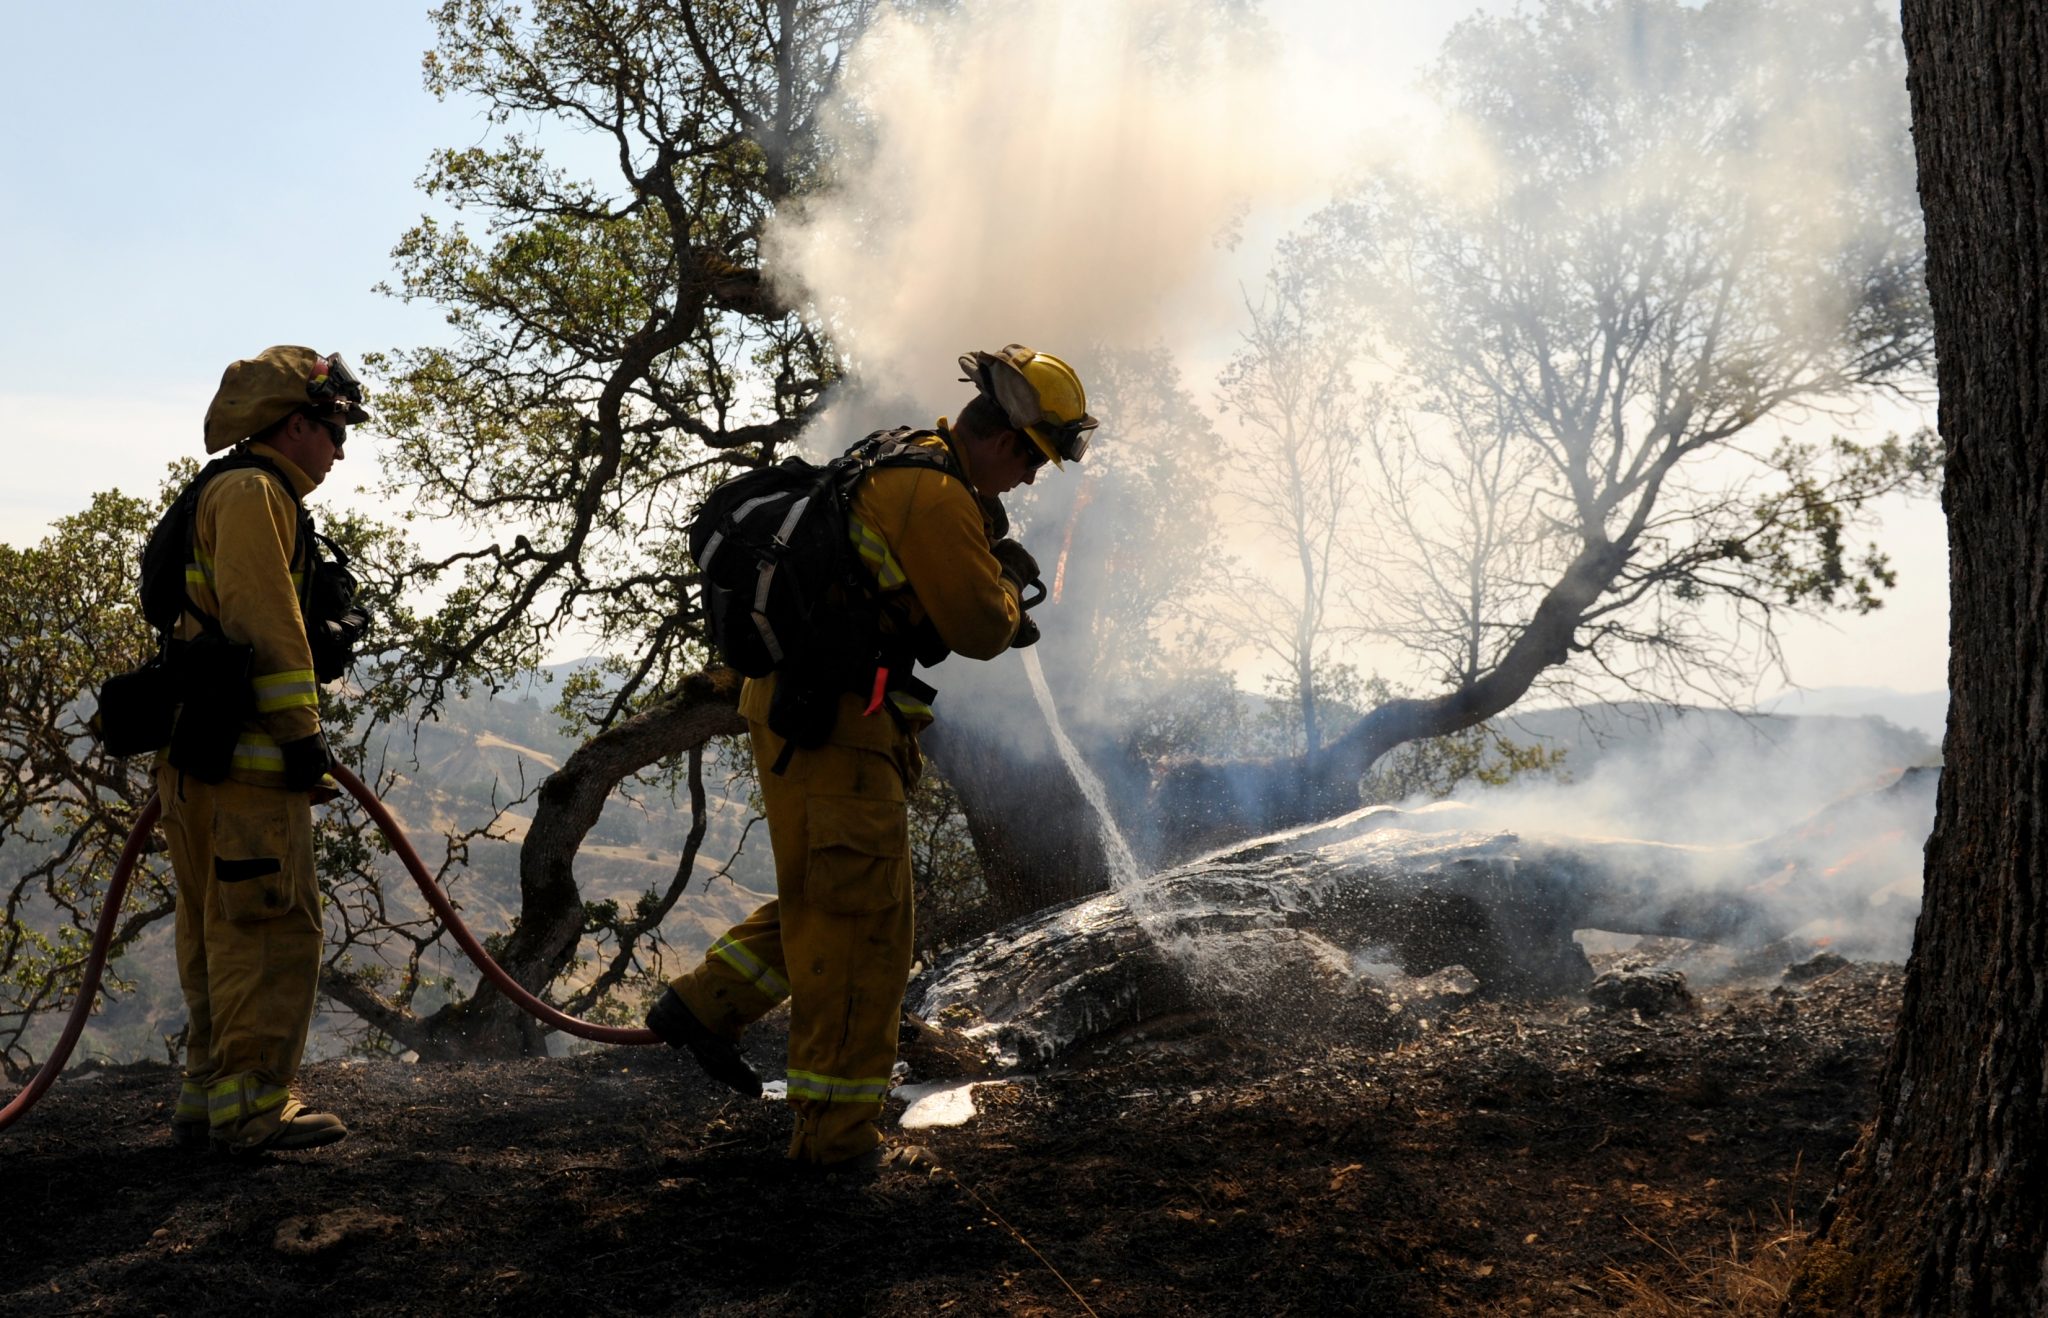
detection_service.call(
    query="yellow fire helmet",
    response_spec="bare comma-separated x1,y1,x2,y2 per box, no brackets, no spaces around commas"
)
957,344,1099,467
202,346,371,454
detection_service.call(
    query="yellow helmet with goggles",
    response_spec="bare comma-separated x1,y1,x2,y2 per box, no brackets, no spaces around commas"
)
957,344,1098,468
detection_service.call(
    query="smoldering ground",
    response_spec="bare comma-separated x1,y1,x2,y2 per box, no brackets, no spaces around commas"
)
914,701,1935,1067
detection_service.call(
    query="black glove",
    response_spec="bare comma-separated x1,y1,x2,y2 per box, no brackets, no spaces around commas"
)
1011,611,1042,649
990,538,1041,594
280,734,335,793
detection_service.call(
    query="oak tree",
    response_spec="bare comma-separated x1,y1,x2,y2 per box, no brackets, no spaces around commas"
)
1154,0,1938,855
1788,0,2048,1309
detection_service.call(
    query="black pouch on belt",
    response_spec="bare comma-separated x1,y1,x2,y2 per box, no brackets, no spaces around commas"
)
167,632,256,783
94,652,179,757
767,667,840,754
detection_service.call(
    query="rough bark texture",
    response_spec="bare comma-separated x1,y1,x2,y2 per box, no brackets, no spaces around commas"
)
1791,5,2048,1311
417,667,744,1057
920,665,1119,920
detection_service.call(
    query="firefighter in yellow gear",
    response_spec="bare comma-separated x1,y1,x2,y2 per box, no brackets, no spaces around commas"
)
652,345,1098,1171
158,346,368,1153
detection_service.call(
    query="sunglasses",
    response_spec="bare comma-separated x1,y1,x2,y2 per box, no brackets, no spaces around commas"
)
309,414,347,450
1014,432,1050,470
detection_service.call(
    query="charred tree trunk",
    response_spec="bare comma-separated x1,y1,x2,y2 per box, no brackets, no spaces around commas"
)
921,654,1116,920
914,793,1912,1069
1152,539,1626,860
356,668,744,1059
1790,4,2048,1311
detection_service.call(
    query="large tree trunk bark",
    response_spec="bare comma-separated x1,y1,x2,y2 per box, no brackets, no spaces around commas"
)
1790,4,2048,1311
920,653,1117,920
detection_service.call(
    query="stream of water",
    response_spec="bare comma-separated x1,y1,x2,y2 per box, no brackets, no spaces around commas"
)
1020,646,1144,889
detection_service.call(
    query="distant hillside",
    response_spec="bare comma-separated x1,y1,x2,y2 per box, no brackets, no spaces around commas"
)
1759,686,1948,742
36,684,772,1067
337,686,777,1055
38,685,1942,1065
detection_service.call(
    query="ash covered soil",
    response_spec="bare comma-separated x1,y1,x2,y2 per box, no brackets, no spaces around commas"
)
6,959,1896,1316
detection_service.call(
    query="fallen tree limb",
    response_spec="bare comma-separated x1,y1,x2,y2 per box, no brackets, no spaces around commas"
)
918,778,1931,1067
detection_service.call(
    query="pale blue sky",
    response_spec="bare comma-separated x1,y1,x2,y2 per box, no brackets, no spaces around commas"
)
0,1,463,535
0,0,1477,538
0,3,459,395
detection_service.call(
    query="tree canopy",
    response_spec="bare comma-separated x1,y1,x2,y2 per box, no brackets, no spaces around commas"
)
1152,0,1937,854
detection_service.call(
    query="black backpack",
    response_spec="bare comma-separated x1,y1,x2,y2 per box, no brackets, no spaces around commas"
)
139,452,307,633
138,451,365,678
96,452,367,766
687,428,963,750
96,455,290,764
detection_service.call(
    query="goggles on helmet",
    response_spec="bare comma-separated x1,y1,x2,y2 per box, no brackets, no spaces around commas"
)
309,353,365,409
1029,414,1096,464
960,348,1098,465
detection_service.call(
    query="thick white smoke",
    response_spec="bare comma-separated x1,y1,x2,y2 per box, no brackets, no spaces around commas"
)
1442,706,1937,960
763,0,1413,414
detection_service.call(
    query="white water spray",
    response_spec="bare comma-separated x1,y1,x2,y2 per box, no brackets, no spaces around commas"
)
1019,647,1144,889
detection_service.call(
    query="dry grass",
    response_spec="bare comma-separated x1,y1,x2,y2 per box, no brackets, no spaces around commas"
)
1604,1163,1812,1315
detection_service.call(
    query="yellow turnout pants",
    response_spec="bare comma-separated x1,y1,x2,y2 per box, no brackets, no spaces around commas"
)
671,719,920,1165
155,765,322,1149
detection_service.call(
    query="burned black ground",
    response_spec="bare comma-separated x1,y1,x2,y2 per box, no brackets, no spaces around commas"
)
4,961,1897,1316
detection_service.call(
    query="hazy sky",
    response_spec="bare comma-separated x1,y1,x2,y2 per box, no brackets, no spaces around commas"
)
0,1,1947,698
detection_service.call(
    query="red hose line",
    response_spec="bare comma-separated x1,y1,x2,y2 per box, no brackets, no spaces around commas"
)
330,764,658,1048
3,764,659,1133
0,794,161,1134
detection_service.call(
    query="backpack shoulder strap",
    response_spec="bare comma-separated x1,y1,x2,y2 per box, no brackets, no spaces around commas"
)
208,450,315,553
840,426,968,486
200,450,306,507
179,450,315,631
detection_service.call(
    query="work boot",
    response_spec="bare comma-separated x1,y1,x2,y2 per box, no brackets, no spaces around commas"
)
215,1099,349,1155
170,1119,210,1152
647,987,762,1099
811,1142,945,1183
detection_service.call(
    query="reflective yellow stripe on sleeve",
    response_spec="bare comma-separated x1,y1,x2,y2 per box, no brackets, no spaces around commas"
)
848,518,907,590
253,668,320,713
785,1069,892,1104
887,692,933,720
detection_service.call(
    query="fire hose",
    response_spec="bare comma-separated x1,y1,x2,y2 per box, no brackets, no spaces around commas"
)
1,764,657,1134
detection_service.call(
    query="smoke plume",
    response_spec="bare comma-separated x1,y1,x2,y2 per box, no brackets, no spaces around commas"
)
763,0,1400,415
